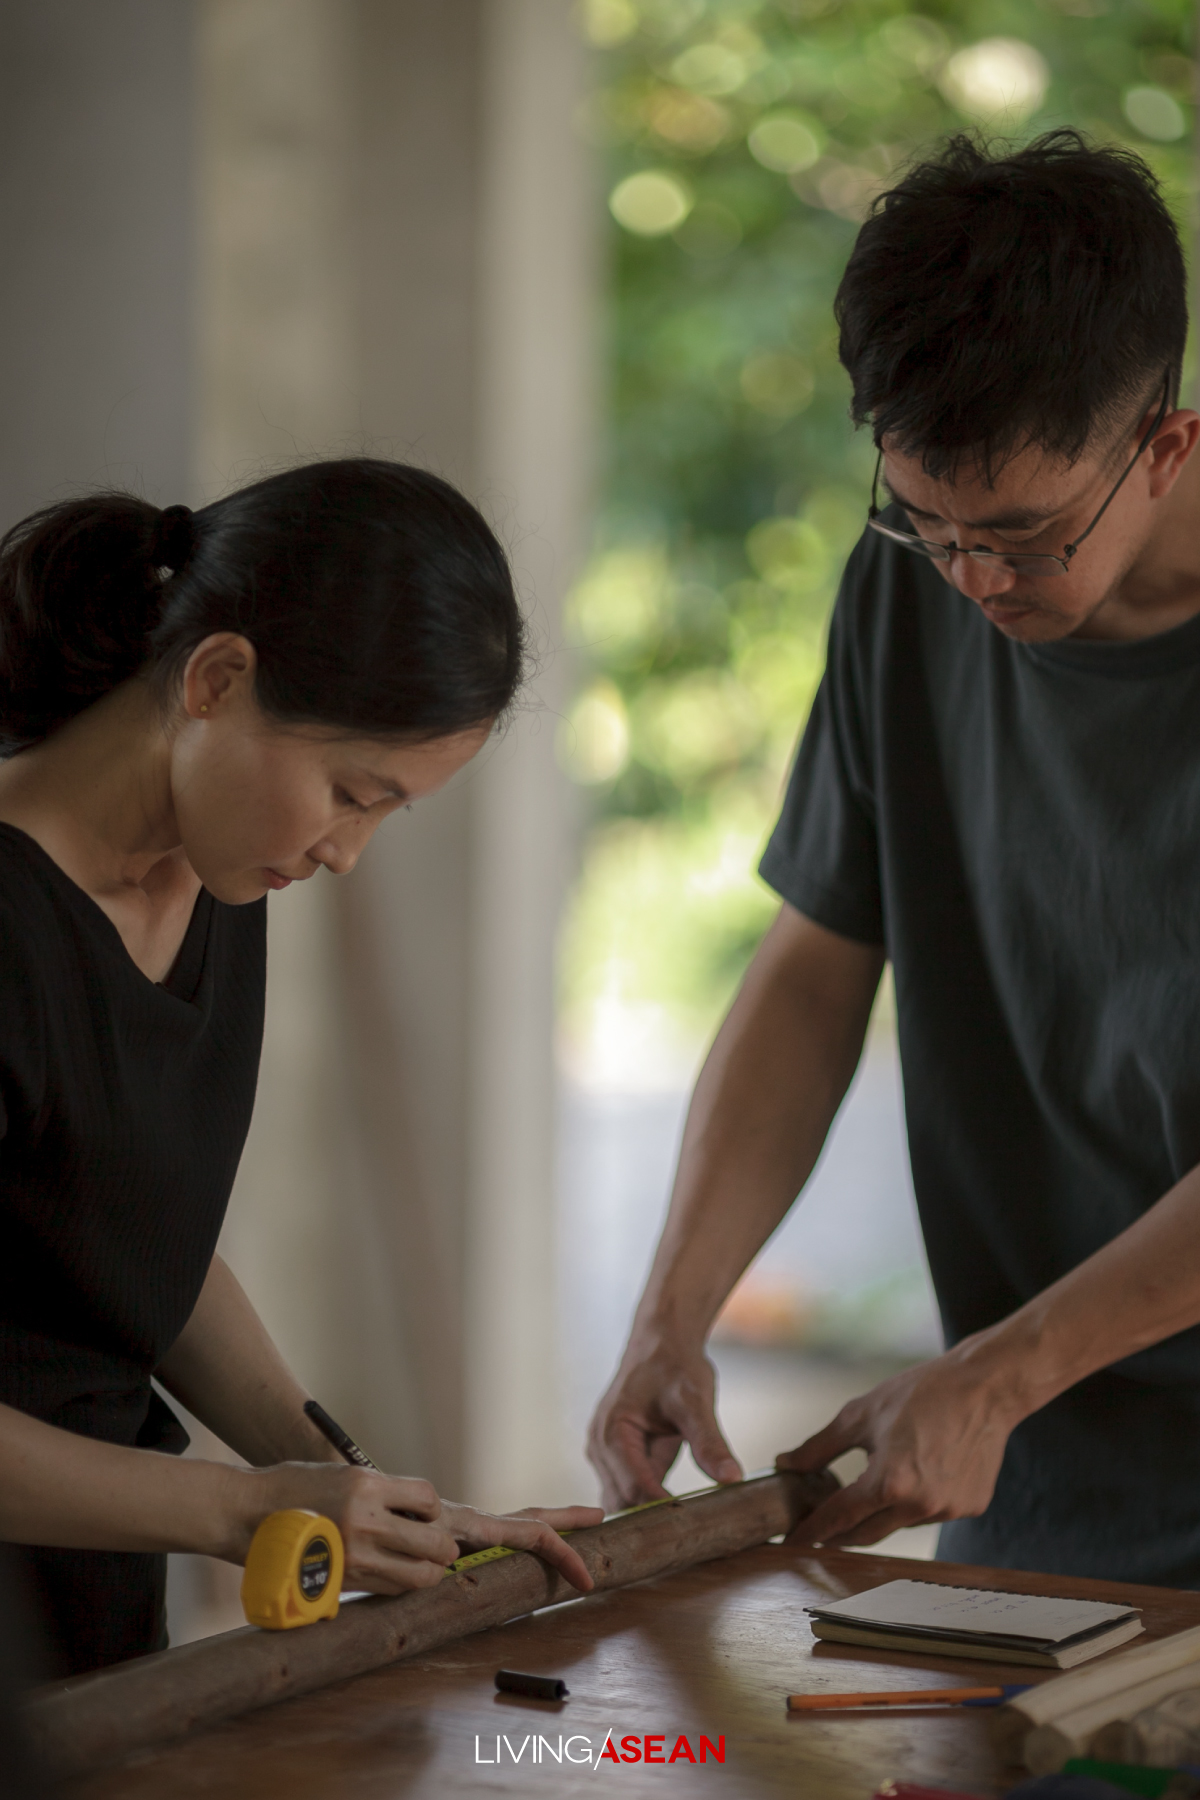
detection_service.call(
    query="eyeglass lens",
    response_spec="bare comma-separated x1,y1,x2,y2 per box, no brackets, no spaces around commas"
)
869,519,1067,576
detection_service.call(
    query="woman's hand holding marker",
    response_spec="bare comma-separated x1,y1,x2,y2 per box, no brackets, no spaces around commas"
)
231,1465,457,1591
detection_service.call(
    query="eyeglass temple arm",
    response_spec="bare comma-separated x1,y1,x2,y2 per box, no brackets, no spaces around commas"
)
1063,375,1172,558
869,449,884,516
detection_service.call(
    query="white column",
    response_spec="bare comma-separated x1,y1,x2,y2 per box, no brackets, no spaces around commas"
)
464,0,596,1510
192,0,358,488
0,0,193,520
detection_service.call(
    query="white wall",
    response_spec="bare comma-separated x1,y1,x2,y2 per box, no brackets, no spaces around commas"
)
0,0,194,517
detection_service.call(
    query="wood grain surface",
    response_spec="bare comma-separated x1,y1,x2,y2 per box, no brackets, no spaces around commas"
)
55,1548,1200,1800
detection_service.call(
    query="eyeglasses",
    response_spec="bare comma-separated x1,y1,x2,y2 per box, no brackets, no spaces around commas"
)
867,374,1172,578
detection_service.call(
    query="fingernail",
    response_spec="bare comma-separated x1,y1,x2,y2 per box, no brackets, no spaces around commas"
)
717,1461,741,1482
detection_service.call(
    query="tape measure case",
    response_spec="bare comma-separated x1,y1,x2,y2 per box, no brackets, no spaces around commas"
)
241,1509,345,1630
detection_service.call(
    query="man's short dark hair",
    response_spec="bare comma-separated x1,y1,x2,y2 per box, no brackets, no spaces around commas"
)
835,129,1188,482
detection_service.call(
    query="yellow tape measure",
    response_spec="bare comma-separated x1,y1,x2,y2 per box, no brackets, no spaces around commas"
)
241,1509,345,1630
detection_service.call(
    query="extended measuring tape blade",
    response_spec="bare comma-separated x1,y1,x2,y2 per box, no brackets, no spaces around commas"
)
446,1542,521,1576
443,1484,717,1578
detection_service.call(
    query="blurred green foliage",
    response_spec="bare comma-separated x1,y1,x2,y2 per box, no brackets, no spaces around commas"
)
559,0,1195,1076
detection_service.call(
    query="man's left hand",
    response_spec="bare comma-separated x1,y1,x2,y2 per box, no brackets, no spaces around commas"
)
776,1344,1022,1548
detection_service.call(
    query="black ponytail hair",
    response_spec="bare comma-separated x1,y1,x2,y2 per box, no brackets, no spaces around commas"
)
0,459,525,753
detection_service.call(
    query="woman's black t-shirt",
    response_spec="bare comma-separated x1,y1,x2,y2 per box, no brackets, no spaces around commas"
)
0,824,266,1673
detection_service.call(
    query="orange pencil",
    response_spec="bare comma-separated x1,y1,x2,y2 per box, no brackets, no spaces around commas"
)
787,1684,1030,1712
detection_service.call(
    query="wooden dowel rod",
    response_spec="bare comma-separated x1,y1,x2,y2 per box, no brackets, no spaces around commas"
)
1021,1664,1200,1775
1095,1685,1200,1767
25,1468,836,1781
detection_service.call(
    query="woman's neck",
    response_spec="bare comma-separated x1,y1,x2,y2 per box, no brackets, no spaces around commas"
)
0,681,188,903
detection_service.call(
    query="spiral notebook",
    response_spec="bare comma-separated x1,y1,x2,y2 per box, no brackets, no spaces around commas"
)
806,1580,1144,1669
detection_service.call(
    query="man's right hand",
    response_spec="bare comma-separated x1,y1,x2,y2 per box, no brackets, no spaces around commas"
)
584,907,882,1513
587,1338,743,1511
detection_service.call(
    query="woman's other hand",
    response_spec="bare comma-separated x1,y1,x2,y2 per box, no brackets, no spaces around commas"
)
438,1501,604,1592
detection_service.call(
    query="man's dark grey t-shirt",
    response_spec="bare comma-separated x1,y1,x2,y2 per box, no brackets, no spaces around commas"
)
760,520,1200,1586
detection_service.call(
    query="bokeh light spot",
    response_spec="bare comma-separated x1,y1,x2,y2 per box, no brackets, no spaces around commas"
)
794,158,887,223
636,672,762,784
645,86,732,153
578,0,639,47
1122,85,1186,141
938,38,1049,121
748,112,823,174
566,547,672,657
610,169,693,235
670,42,747,95
877,15,949,74
558,680,632,785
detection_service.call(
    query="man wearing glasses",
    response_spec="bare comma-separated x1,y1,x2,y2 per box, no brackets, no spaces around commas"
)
589,130,1200,1583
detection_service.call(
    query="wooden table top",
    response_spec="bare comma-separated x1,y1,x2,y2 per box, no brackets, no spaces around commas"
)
60,1547,1200,1800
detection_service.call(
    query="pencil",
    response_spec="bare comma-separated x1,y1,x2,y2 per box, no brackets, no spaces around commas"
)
787,1684,1030,1712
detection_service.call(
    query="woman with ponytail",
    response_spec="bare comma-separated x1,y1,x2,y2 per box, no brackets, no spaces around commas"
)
0,461,600,1675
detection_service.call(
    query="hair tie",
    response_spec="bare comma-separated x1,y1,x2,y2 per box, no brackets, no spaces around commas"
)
155,504,195,573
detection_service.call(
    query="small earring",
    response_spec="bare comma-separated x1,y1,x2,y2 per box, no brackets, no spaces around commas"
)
199,704,208,714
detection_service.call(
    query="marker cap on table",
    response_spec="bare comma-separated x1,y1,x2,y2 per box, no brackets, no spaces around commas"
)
495,1670,570,1702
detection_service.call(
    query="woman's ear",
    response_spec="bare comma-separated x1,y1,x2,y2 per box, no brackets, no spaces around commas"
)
181,635,259,722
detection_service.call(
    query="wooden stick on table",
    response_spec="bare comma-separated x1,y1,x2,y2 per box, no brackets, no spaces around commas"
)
26,1467,837,1782
1095,1685,1200,1767
990,1623,1200,1770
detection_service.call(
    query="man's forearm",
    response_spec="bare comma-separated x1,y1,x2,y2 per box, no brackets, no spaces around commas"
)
967,1159,1200,1424
778,1155,1200,1549
631,906,884,1348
